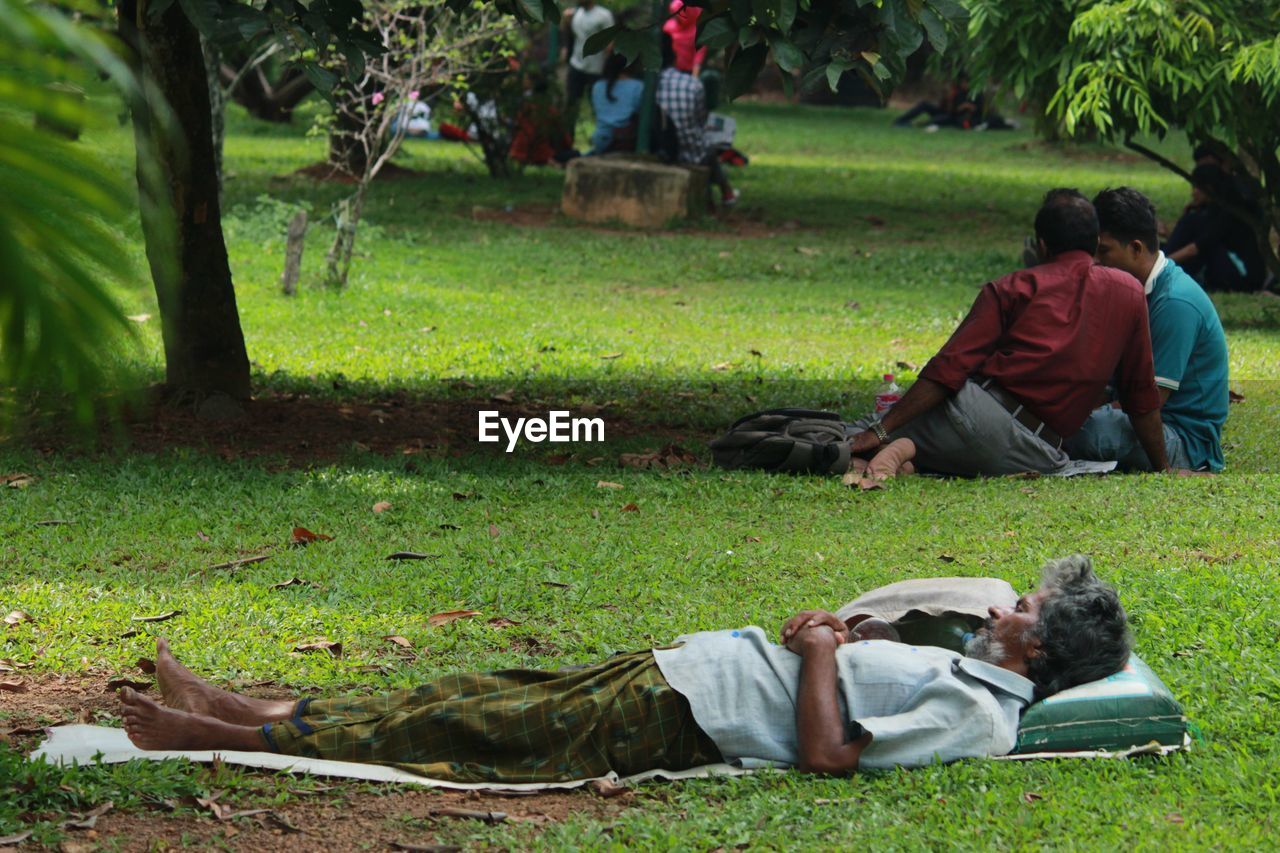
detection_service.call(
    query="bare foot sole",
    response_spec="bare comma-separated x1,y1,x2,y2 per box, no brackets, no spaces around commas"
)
119,687,264,752
154,639,295,726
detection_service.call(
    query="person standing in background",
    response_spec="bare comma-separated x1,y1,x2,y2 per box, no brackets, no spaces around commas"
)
563,2,615,138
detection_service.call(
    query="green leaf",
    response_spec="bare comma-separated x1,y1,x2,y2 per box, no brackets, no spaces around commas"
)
174,0,217,38
919,7,948,53
777,0,797,32
515,0,544,23
725,42,769,99
826,59,853,92
697,14,738,50
582,23,621,59
772,36,804,73
301,61,338,95
730,0,752,26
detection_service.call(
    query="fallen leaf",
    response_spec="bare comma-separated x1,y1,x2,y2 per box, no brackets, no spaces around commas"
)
1165,812,1185,824
120,629,140,639
207,555,270,572
488,523,500,538
33,519,73,526
127,313,151,323
0,831,33,846
596,481,624,489
136,657,156,674
1228,390,1244,403
490,390,515,403
541,580,571,589
131,610,181,623
428,609,481,627
452,492,473,501
293,640,342,657
290,526,334,546
386,551,431,560
77,707,95,724
196,530,211,541
383,635,414,649
895,360,919,372
487,617,520,628
438,523,462,531
796,246,820,256
598,352,623,360
712,361,733,371
3,611,33,627
105,678,152,692
844,301,861,310
938,553,957,563
0,681,27,693
372,501,393,513
744,536,761,543
270,577,315,590
393,842,461,853
620,502,639,512
865,214,886,227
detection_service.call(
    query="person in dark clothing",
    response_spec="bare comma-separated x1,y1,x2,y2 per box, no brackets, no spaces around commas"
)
1164,164,1266,292
894,72,1012,131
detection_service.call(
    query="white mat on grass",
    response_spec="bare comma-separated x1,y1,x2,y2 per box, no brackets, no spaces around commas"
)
30,725,755,792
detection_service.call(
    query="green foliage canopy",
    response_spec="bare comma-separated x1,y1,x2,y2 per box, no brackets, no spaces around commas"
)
965,0,1280,274
0,0,144,423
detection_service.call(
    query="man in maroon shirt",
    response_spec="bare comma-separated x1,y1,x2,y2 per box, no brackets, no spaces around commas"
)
850,189,1169,476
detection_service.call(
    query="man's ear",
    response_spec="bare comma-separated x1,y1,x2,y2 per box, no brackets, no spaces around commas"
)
1024,635,1043,662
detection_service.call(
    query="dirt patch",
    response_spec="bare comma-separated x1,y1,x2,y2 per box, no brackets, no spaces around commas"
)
290,162,427,184
470,202,811,240
76,785,630,851
10,392,713,468
4,676,637,850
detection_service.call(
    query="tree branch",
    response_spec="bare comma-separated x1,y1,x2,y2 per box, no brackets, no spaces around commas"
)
1123,138,1192,182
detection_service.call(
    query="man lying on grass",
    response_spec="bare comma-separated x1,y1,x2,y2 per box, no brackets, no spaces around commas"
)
119,555,1127,782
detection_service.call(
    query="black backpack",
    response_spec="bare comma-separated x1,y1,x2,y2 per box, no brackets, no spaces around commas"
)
710,408,852,474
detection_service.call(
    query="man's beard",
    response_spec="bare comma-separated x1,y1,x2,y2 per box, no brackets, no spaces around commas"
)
964,629,1007,665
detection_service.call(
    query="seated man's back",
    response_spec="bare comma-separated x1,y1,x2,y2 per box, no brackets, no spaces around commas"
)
921,250,1158,440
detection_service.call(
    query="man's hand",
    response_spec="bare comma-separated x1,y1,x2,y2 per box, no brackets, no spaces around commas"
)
849,430,881,455
781,610,849,648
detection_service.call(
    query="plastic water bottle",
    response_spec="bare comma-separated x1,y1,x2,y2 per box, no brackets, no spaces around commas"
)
874,373,902,415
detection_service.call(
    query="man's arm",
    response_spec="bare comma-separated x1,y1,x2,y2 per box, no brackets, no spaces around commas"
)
1129,408,1172,471
850,377,951,453
789,626,872,775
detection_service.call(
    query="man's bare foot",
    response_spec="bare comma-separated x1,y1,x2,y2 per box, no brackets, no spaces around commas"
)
119,687,265,752
154,639,295,726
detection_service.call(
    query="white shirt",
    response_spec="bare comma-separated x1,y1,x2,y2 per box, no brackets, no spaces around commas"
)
653,626,1034,770
569,4,614,74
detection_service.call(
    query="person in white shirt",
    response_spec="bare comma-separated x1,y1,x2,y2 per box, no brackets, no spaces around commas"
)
116,557,1128,780
563,1,615,130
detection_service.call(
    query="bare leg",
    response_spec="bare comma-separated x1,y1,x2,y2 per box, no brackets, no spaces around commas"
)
866,438,917,481
120,687,265,752
154,639,296,726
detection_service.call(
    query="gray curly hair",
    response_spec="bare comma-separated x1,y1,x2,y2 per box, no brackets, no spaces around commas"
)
1026,555,1131,700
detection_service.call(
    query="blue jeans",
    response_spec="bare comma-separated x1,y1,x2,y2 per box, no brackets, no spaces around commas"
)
1065,406,1190,471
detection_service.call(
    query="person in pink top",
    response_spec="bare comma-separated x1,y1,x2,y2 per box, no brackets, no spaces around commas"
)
663,1,706,76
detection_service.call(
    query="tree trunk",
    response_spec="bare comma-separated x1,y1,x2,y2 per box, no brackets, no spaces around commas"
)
328,90,370,176
202,35,224,197
118,0,252,401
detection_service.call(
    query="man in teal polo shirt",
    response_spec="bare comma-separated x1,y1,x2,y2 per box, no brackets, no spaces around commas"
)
1068,187,1229,471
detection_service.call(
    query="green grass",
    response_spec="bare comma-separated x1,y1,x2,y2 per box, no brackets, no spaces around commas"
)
3,98,1280,847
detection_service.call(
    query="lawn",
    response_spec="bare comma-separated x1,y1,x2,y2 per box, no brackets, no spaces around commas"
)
3,98,1280,848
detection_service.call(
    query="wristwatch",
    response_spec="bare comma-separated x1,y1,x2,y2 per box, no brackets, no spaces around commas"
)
869,419,890,444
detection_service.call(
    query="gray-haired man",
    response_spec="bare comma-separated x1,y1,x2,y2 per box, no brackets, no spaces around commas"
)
119,557,1128,780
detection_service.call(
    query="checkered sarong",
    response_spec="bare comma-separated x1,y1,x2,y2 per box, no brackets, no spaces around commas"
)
261,651,721,783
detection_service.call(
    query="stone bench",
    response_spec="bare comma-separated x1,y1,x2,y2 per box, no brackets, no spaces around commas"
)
561,155,708,228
